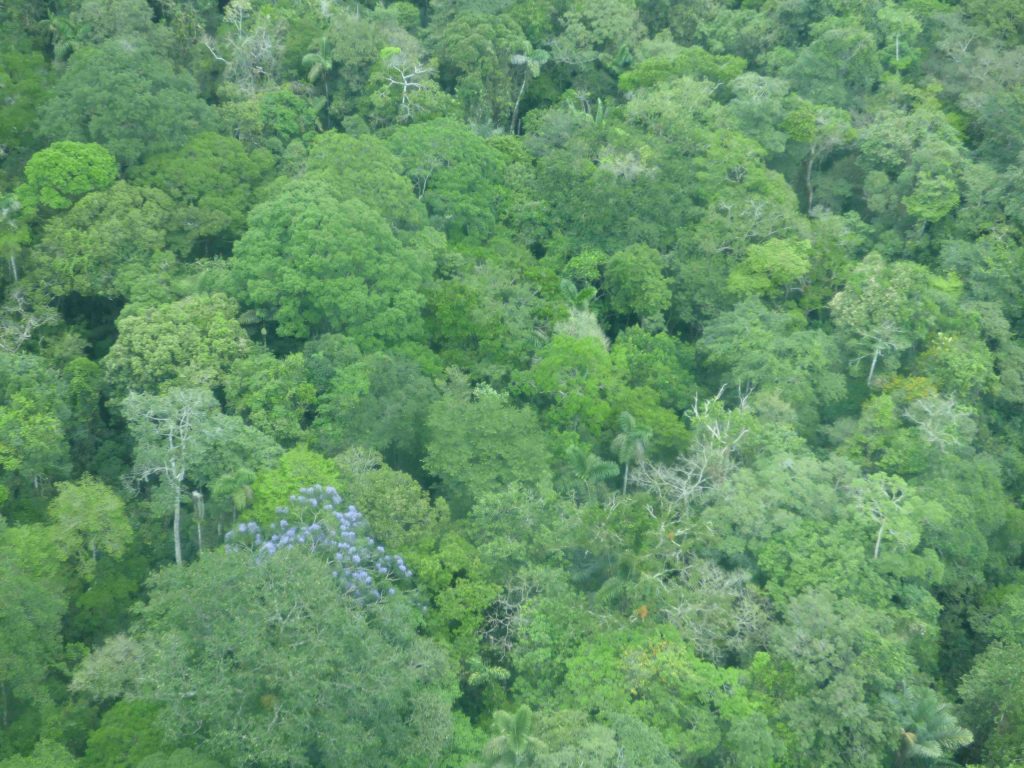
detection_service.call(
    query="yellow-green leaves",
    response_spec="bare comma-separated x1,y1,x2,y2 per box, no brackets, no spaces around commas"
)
17,142,117,217
727,238,812,300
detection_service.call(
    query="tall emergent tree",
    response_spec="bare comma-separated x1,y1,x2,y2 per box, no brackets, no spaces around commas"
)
123,388,278,566
72,547,457,768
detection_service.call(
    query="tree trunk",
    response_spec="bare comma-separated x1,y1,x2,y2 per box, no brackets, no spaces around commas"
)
173,485,183,566
510,74,528,135
193,490,205,552
323,79,330,130
867,347,880,386
874,521,885,560
622,463,630,495
805,151,816,212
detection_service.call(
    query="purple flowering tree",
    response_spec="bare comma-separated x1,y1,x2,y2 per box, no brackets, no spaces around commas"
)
225,484,413,602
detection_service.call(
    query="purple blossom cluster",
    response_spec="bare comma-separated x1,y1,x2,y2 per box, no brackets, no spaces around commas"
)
225,484,413,603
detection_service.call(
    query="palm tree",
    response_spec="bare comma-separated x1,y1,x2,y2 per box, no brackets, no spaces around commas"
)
302,36,335,118
560,444,618,501
210,467,256,531
887,686,972,766
559,279,597,311
611,411,652,494
481,706,546,767
44,12,78,62
508,48,549,133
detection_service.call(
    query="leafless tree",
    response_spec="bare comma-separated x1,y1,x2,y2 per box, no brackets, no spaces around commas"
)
633,386,751,513
201,0,280,97
904,395,975,452
381,49,435,124
658,559,766,663
0,291,58,353
482,578,541,661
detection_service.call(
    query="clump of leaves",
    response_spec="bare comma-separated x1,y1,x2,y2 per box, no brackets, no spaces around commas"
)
226,484,413,602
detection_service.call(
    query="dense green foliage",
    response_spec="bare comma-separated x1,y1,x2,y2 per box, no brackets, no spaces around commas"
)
2,0,1024,766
